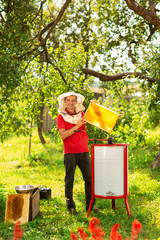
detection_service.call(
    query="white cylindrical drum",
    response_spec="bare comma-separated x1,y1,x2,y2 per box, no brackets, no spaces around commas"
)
94,146,127,196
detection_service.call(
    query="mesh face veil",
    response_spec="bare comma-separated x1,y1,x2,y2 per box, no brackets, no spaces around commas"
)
57,92,85,124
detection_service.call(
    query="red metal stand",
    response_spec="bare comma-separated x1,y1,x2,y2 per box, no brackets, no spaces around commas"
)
87,144,131,218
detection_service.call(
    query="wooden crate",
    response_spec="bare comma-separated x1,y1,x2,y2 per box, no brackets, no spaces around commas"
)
29,188,40,221
5,189,40,224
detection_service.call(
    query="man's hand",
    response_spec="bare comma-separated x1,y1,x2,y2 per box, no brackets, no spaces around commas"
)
77,117,86,128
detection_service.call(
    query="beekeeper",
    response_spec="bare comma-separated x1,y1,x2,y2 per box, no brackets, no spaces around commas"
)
57,92,94,215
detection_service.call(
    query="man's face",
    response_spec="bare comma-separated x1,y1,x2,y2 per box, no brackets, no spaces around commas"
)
64,95,77,112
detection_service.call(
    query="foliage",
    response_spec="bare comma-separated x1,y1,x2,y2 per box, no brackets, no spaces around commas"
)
56,0,98,68
0,0,159,144
0,0,39,98
0,0,39,141
0,96,31,142
147,82,160,126
92,0,160,77
0,42,93,142
84,82,159,149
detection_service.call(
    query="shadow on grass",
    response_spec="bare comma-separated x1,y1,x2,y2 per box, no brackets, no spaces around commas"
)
0,183,6,222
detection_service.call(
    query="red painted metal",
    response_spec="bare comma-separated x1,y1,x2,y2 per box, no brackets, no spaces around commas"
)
124,145,131,216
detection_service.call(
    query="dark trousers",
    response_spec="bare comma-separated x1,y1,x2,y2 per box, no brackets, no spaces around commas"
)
64,152,91,210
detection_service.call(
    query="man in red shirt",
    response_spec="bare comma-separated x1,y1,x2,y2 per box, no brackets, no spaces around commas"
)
57,92,92,215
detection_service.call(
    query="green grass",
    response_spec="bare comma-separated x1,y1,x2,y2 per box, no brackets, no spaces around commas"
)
0,129,160,239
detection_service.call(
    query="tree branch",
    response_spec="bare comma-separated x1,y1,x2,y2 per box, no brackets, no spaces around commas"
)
43,0,72,41
147,23,157,41
6,0,11,14
41,53,67,85
31,0,46,24
149,0,156,15
82,68,160,83
18,0,72,61
120,35,137,64
124,0,160,29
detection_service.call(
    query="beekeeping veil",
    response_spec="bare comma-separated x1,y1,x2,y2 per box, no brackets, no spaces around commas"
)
57,92,85,124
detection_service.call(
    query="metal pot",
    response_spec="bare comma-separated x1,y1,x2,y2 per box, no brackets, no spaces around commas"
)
15,185,34,193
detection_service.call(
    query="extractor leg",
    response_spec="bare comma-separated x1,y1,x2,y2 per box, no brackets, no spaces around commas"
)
87,197,94,218
124,197,131,216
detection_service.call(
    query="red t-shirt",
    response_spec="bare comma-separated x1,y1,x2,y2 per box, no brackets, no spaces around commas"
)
57,112,89,154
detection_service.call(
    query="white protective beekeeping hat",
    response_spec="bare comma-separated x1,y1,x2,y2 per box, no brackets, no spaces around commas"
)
57,92,85,113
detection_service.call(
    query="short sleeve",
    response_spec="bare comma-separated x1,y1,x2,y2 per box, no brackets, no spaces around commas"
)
57,114,65,129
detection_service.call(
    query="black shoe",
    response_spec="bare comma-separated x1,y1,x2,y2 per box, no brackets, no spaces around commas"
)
69,207,78,215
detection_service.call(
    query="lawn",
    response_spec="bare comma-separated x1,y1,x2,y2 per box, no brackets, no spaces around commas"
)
0,129,160,239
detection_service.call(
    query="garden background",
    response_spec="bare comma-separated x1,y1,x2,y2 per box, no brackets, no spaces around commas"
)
0,0,160,239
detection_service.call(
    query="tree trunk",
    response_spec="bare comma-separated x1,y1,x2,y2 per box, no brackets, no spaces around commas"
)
37,105,46,144
151,152,160,169
29,121,32,156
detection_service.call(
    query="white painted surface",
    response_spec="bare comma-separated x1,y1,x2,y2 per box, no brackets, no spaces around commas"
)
94,146,125,196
